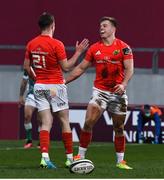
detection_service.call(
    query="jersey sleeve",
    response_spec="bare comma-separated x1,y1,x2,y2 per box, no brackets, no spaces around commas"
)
85,46,94,62
55,41,67,61
121,43,133,60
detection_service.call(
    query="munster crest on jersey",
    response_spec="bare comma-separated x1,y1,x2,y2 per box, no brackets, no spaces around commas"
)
113,49,120,55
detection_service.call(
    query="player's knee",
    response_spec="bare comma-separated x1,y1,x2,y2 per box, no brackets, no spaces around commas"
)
61,119,71,131
41,121,53,131
91,104,102,113
24,114,32,122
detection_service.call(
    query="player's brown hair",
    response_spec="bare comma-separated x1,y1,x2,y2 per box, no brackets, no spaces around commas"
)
100,16,117,28
38,12,54,31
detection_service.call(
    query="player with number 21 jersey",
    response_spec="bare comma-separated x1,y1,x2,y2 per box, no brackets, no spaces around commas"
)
25,35,66,84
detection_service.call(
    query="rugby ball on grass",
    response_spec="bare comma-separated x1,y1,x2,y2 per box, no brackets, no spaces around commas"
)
69,159,94,174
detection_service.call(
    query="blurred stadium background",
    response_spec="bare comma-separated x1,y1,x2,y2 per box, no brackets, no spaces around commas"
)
0,0,164,143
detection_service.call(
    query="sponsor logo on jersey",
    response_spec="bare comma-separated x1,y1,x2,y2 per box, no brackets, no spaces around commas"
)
110,60,120,64
122,47,132,55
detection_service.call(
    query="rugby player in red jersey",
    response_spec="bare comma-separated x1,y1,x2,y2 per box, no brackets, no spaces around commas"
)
66,16,134,169
23,12,89,169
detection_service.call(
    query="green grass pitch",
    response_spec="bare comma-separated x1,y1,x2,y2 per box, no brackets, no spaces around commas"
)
0,140,164,178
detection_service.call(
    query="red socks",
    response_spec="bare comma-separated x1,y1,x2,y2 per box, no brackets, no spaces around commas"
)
79,130,92,148
114,136,125,152
40,130,92,154
40,130,50,153
62,132,73,154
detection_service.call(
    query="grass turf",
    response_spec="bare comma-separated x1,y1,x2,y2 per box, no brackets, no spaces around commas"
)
0,140,164,178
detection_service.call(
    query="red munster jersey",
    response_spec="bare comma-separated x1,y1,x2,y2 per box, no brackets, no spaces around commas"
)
25,35,66,84
85,38,133,92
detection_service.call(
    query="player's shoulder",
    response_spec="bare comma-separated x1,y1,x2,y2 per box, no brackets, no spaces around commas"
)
115,38,131,48
115,38,133,53
52,38,64,45
115,38,133,56
50,38,65,49
26,35,40,47
88,41,101,51
91,41,101,47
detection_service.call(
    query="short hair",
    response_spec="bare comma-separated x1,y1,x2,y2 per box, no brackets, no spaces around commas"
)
99,16,117,28
38,12,54,30
144,104,150,110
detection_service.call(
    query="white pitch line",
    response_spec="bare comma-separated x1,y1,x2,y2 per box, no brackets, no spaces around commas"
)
0,143,142,151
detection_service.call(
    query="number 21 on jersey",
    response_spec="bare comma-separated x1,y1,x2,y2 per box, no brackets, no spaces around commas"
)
32,54,46,68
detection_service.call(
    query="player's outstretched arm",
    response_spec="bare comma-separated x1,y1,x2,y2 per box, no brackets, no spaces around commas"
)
65,59,91,84
60,39,89,72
